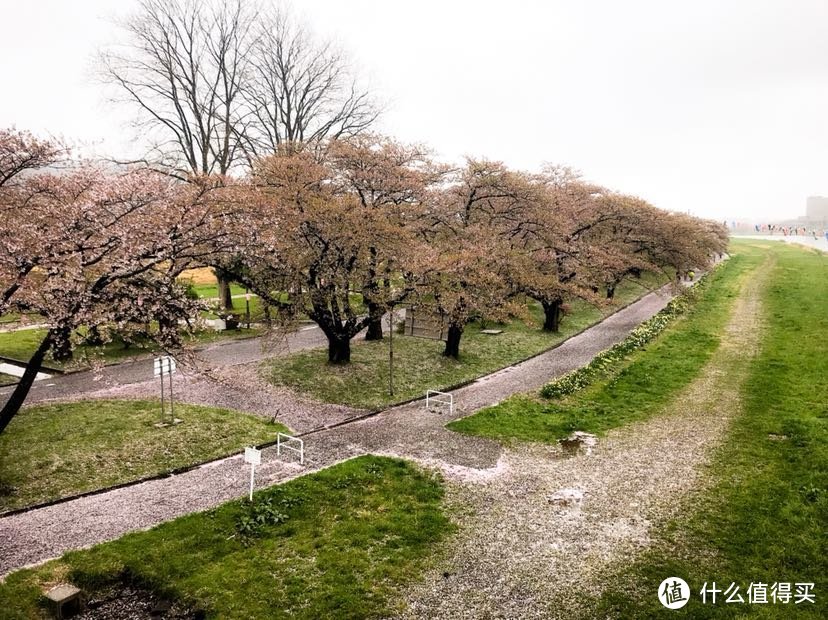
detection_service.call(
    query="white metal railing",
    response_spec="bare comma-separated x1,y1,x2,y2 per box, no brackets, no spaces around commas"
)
276,432,305,465
425,389,454,415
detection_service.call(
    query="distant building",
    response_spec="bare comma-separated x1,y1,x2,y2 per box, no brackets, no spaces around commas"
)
805,196,828,221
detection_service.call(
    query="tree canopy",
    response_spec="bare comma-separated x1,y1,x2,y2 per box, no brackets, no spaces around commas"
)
0,126,727,431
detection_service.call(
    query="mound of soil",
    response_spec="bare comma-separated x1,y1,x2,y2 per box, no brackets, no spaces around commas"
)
77,584,203,620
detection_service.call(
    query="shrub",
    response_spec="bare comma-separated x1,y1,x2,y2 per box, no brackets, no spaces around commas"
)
233,493,302,543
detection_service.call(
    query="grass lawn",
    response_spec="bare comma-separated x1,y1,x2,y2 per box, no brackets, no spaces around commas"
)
202,295,268,321
0,372,17,386
0,399,287,512
185,324,264,345
0,327,162,367
187,282,248,299
0,455,451,619
591,241,827,618
264,275,667,410
201,291,369,323
447,242,765,444
0,328,51,364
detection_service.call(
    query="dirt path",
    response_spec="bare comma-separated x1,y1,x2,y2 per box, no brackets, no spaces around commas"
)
399,255,769,619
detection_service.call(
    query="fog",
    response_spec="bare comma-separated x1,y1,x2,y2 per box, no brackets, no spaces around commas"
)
2,0,827,223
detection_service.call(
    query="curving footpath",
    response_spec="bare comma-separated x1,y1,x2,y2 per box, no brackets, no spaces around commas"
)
0,285,675,577
0,322,331,406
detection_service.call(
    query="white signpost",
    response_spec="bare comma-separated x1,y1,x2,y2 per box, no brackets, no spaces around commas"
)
244,446,261,501
153,355,178,426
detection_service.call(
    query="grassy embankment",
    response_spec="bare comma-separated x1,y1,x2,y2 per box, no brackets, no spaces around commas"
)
591,241,826,618
448,242,764,443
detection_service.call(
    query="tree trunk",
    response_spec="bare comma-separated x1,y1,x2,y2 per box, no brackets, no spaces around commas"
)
542,299,562,332
363,247,383,341
0,331,54,434
85,325,104,346
218,275,234,310
328,336,351,364
606,284,616,299
51,325,73,362
443,323,463,359
364,301,383,341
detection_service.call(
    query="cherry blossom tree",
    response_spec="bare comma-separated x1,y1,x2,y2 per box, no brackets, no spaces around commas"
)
575,192,665,300
586,193,727,290
504,168,611,333
419,159,535,358
0,130,70,315
0,164,233,434
325,135,443,340
0,128,66,189
231,144,429,363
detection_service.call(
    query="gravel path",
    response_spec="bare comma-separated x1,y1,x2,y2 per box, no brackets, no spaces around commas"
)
0,323,330,406
399,256,768,619
0,285,682,577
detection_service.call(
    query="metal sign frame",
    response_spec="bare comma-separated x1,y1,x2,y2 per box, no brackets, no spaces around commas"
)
153,355,177,425
403,305,447,341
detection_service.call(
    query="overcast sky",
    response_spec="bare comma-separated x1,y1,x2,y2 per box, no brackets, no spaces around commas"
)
3,0,827,222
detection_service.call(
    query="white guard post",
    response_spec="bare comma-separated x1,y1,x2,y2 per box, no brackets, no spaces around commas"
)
425,389,454,415
276,432,305,465
244,446,261,501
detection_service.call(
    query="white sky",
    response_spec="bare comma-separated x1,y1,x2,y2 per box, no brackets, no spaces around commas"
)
3,0,828,222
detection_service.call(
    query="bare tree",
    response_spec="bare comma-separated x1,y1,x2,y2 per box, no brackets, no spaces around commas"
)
101,0,256,308
101,1,379,307
239,9,379,159
100,0,256,179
